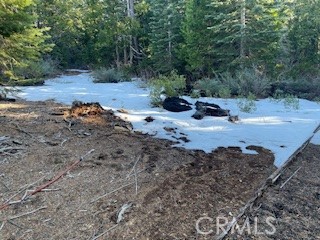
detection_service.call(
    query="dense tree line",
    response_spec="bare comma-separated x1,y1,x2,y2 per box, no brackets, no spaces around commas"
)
0,0,319,83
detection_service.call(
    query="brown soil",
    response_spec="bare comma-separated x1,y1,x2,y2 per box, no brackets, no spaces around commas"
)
0,100,318,240
227,143,320,240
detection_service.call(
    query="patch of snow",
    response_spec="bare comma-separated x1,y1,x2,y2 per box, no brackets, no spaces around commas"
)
311,131,320,145
16,72,320,168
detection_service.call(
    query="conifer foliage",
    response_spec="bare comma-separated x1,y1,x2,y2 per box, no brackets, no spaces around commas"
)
0,0,52,82
0,0,319,84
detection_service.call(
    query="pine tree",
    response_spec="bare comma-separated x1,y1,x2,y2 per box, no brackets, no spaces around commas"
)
181,0,216,76
0,0,52,82
206,0,284,74
148,0,185,73
36,0,87,67
288,0,320,76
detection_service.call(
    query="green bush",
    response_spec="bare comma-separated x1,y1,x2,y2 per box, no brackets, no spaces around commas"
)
237,93,257,113
190,89,201,98
194,67,271,98
271,78,320,101
0,86,20,98
283,94,300,110
14,59,60,81
92,68,128,83
234,68,271,98
218,87,231,99
194,78,223,97
219,72,240,96
149,71,186,107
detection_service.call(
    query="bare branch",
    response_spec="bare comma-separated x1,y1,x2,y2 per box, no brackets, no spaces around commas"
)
117,203,132,224
280,166,302,189
6,206,47,221
91,225,118,240
90,182,135,203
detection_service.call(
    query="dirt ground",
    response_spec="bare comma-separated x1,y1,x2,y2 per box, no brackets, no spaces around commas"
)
0,99,318,240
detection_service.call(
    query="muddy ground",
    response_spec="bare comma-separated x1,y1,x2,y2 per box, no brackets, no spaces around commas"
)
0,100,318,240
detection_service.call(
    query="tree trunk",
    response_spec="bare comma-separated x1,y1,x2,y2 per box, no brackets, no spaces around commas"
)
127,0,136,65
240,0,246,60
115,43,120,69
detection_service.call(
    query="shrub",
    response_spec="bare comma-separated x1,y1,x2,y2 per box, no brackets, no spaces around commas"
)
0,86,20,98
14,58,60,81
149,85,164,107
194,67,271,99
219,72,240,96
190,89,201,98
270,90,300,110
218,86,231,99
149,71,186,107
234,68,271,98
283,94,300,110
271,78,320,101
92,68,128,83
194,78,223,97
237,92,257,113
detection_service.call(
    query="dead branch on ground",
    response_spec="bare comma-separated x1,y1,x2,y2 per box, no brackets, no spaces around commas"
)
0,149,94,211
116,203,133,224
280,166,302,189
91,224,118,240
6,206,47,221
90,182,135,203
2,177,45,208
0,206,47,233
215,124,320,240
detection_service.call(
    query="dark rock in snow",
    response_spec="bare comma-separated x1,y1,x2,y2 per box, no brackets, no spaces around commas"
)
163,97,192,112
192,101,230,120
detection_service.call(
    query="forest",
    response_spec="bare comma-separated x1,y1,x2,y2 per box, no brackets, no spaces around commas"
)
0,0,319,99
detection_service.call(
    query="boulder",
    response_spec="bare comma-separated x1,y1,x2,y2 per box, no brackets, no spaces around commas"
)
163,97,192,112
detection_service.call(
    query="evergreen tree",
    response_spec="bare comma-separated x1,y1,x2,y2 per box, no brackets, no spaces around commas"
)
36,0,87,67
148,0,185,73
0,0,52,82
181,0,216,76
288,0,320,76
206,0,284,74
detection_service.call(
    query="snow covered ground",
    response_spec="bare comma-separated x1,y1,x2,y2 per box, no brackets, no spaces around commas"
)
15,72,320,167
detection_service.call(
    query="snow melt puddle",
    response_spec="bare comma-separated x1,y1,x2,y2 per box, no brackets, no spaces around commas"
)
15,72,320,168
